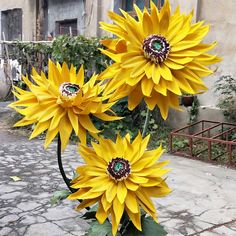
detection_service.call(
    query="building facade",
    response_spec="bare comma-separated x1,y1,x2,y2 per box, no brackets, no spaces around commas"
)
0,0,37,41
0,0,235,125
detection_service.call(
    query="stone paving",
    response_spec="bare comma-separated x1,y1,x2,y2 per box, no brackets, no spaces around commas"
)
0,102,236,236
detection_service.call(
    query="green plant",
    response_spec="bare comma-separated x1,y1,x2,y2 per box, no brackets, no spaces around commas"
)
6,35,112,85
172,138,189,150
188,96,200,124
215,75,236,122
51,35,111,79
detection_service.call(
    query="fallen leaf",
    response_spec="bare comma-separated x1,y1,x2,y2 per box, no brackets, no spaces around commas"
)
10,176,22,182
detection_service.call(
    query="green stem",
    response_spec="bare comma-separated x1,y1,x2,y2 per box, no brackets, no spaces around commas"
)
142,108,151,138
57,135,75,193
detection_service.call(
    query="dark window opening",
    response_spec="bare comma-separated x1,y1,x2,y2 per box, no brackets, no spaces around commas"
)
56,19,77,36
1,8,22,40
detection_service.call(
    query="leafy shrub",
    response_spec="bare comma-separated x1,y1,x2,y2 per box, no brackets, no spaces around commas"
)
215,75,236,122
7,35,111,79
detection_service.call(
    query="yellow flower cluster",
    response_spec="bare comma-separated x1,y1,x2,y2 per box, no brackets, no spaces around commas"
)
9,1,221,235
99,0,221,119
69,133,171,236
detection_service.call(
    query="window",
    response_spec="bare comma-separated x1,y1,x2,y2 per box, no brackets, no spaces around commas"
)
1,9,22,40
123,0,164,15
55,19,77,36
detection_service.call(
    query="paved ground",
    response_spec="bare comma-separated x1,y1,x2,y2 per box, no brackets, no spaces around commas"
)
0,102,236,236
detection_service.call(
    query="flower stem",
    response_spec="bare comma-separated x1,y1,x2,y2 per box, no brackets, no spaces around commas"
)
57,135,90,210
57,135,75,193
142,108,151,138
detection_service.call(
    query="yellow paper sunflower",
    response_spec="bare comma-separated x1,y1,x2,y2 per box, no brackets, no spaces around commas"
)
68,133,171,236
99,0,221,119
9,60,121,150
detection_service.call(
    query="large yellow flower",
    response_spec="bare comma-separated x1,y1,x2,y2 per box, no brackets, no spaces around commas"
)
99,0,221,119
68,133,171,236
9,60,121,150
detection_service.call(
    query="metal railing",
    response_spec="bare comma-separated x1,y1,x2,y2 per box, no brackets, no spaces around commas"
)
169,120,236,166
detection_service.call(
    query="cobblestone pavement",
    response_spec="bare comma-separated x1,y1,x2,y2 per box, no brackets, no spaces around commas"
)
0,102,236,236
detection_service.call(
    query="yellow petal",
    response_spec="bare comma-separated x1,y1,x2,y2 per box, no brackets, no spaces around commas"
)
142,12,153,37
144,184,172,198
49,107,66,131
164,60,184,70
125,191,139,213
136,190,156,213
106,183,117,203
111,208,119,236
125,207,142,231
29,120,50,140
37,104,59,122
129,174,149,184
171,40,201,52
141,77,154,97
113,197,124,225
101,194,112,212
130,60,148,78
14,118,36,127
94,113,122,121
68,109,79,135
117,182,127,204
44,127,59,149
59,115,73,151
78,124,87,144
152,65,161,84
79,115,100,133
128,86,143,110
158,64,173,81
96,203,108,224
76,64,84,87
76,198,98,211
124,179,139,191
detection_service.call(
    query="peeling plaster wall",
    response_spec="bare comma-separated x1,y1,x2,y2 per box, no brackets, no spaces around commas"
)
47,0,84,36
170,0,198,22
0,0,36,40
197,0,236,107
168,0,236,127
84,0,113,37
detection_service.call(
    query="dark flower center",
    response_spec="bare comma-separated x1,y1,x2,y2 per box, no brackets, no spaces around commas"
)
107,157,131,181
143,34,170,64
60,82,79,97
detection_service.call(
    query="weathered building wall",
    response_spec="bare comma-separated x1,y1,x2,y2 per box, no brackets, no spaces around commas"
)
168,0,235,128
0,0,36,40
197,0,236,107
47,0,84,36
84,0,113,37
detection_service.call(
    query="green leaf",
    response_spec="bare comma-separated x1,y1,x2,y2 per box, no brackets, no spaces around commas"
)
50,189,70,206
82,204,99,219
84,220,121,236
123,216,167,236
142,217,167,236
